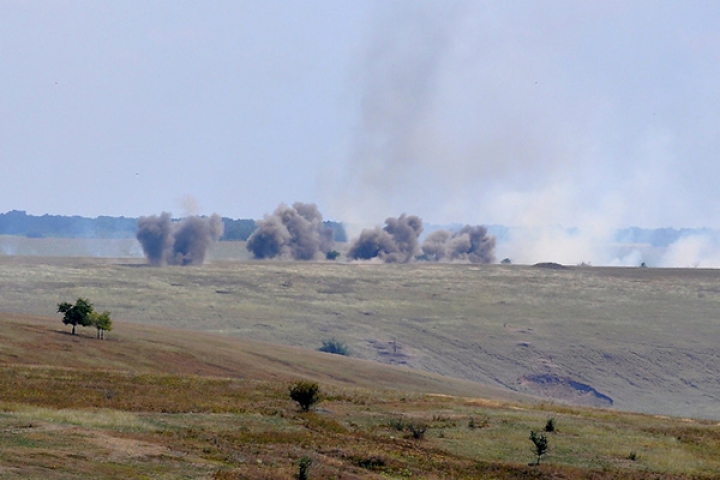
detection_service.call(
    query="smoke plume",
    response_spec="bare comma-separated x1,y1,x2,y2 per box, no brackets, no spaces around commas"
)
347,213,423,263
136,212,223,266
246,202,334,260
421,225,496,264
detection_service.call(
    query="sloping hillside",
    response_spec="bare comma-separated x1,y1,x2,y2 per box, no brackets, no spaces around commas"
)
0,313,529,402
2,312,720,479
1,257,719,419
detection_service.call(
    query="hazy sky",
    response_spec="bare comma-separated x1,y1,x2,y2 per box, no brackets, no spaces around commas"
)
2,1,720,230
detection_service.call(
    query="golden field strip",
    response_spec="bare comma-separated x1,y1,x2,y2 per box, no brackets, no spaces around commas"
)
0,313,720,479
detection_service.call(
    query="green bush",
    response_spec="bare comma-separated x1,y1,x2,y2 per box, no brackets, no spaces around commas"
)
289,381,321,412
544,417,556,433
318,339,349,356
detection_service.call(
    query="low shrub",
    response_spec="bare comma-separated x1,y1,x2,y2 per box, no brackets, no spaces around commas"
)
289,381,321,412
408,423,427,440
318,339,349,356
357,455,386,469
388,417,406,431
545,418,556,433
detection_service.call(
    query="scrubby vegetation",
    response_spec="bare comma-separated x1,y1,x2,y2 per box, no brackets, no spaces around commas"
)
1,313,720,479
6,256,720,419
530,430,549,465
289,380,321,412
545,417,556,433
318,338,349,356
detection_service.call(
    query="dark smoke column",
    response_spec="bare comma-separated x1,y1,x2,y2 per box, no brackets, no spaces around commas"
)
421,225,496,264
136,212,173,265
347,213,423,263
170,214,224,265
136,212,224,266
246,202,334,260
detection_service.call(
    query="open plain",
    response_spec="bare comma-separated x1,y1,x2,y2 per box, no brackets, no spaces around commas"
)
1,239,719,419
2,238,720,478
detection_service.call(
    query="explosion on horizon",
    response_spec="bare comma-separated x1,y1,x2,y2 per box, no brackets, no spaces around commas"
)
246,202,334,260
347,213,423,263
136,212,223,266
421,225,496,264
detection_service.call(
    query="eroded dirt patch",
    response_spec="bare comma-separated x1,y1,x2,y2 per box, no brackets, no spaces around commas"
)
520,373,614,407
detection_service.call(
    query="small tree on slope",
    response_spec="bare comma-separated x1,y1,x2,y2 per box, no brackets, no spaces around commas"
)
90,310,113,339
57,298,94,335
530,431,549,465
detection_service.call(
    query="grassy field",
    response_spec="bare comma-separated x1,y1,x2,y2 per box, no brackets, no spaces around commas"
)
1,313,720,479
1,243,720,420
0,237,720,419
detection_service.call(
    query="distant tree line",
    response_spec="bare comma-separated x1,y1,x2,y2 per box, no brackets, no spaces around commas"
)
7,209,703,247
0,210,138,238
0,210,348,243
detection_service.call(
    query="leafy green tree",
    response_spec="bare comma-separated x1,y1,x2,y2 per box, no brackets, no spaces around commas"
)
57,298,94,335
530,431,548,465
90,310,113,339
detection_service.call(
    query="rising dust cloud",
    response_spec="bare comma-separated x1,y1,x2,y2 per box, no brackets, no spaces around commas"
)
136,212,223,266
348,214,496,264
347,213,424,263
422,225,496,264
246,202,334,260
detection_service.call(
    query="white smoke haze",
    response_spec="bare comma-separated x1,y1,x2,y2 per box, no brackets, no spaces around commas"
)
494,227,720,269
657,235,720,269
499,227,622,267
0,237,20,256
330,1,720,271
180,195,201,217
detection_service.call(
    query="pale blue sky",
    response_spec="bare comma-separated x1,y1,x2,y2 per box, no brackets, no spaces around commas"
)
2,1,720,230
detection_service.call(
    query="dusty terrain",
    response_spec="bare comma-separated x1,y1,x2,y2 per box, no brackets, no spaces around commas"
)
1,242,719,419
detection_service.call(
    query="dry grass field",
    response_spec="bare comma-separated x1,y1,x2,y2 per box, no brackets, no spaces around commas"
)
1,240,720,420
1,313,720,479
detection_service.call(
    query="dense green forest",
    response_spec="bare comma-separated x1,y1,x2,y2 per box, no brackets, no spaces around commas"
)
0,210,348,242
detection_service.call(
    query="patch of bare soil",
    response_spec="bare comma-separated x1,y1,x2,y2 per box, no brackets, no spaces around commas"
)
365,338,411,366
520,374,613,408
84,429,172,461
